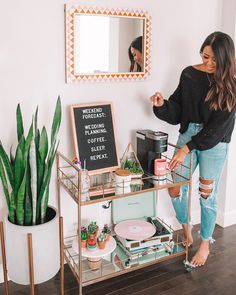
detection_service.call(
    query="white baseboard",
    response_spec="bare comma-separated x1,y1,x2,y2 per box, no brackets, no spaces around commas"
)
216,209,236,228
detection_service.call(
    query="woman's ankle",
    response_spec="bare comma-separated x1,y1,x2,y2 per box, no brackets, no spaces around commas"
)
199,239,210,249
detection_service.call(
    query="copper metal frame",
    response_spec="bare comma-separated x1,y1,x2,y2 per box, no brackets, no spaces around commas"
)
56,144,193,295
0,222,9,295
0,218,64,295
0,222,36,295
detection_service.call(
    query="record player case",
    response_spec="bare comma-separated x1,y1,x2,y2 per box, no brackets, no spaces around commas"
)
56,142,193,295
112,193,173,250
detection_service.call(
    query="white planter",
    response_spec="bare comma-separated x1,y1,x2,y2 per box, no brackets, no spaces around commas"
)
4,206,60,285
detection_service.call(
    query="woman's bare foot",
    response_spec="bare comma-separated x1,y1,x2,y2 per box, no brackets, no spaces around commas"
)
182,224,193,247
191,240,210,267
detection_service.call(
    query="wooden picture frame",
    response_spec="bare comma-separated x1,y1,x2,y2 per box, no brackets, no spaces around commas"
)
70,102,120,175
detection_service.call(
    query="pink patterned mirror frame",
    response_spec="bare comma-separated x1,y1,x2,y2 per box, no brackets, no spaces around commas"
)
65,5,151,83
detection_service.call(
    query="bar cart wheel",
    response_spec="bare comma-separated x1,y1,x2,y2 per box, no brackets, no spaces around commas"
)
183,260,194,272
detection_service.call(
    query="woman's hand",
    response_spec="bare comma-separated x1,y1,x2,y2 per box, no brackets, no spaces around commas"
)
169,145,190,170
149,92,164,107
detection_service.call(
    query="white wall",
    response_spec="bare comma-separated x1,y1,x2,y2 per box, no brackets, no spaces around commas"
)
2,0,236,283
218,0,236,227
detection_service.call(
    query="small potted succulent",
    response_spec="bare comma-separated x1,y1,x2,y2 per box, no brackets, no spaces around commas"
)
87,237,97,251
81,226,88,248
102,224,111,241
97,232,106,249
88,221,98,239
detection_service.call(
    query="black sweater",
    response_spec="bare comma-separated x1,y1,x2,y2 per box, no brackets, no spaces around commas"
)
153,66,236,151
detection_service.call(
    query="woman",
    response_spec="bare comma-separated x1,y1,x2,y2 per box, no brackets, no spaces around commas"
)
128,36,143,72
149,31,236,267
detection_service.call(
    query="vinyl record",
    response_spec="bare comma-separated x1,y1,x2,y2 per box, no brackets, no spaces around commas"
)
114,220,156,241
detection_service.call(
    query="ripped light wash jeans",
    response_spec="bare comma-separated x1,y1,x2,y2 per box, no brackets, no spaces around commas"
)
172,123,228,241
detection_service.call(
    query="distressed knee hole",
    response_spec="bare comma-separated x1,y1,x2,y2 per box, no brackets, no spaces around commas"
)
199,177,213,199
168,186,180,198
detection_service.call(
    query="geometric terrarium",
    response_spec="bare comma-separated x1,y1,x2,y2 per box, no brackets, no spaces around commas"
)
120,143,144,178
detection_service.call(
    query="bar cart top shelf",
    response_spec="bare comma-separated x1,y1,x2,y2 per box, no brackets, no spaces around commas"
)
56,148,192,206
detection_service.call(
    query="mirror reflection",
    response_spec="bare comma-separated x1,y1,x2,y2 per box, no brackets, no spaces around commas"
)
74,14,145,74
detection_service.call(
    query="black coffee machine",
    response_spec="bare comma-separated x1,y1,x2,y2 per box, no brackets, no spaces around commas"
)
136,130,168,175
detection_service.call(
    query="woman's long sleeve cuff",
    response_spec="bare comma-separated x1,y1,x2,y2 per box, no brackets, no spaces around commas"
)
186,141,196,152
153,102,167,114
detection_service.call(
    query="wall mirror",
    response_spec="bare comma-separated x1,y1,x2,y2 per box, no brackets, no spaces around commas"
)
65,5,151,82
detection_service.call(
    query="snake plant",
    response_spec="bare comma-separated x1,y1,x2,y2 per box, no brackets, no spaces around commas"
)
0,96,61,225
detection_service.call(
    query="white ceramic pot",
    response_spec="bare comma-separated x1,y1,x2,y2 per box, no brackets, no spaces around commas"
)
4,206,60,285
115,169,131,187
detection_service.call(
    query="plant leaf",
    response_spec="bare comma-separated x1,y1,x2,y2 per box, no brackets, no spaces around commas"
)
29,135,37,225
10,145,14,166
37,152,44,197
39,127,48,163
34,106,38,135
0,158,11,209
0,141,14,188
24,159,32,225
14,137,25,199
24,192,32,225
24,120,33,162
50,96,61,145
16,167,27,225
37,128,48,197
9,192,15,223
41,184,49,223
35,129,40,150
16,104,24,142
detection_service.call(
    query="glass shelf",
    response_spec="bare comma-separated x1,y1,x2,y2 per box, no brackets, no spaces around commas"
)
64,231,185,286
57,150,191,206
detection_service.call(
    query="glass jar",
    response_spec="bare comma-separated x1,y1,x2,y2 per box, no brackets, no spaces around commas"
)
80,169,90,202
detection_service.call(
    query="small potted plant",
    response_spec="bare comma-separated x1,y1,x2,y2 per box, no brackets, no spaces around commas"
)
97,232,106,249
81,227,88,248
88,221,98,239
123,159,143,177
120,143,144,178
87,237,97,251
102,224,111,241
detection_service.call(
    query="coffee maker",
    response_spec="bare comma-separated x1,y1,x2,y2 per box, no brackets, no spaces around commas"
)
136,130,168,175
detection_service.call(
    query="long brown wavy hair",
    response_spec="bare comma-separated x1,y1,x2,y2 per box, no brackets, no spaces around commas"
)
200,31,236,112
128,36,142,72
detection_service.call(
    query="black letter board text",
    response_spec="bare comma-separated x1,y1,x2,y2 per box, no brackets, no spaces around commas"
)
70,102,120,174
